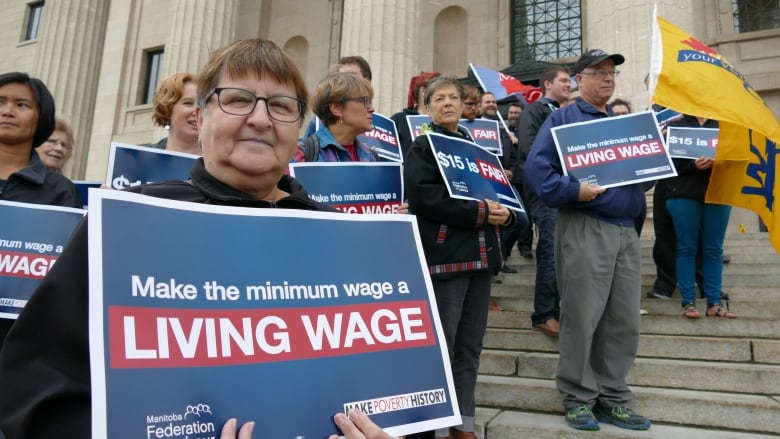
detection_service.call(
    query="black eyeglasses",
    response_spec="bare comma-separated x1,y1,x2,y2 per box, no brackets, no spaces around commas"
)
580,70,620,78
343,96,373,109
209,87,305,122
464,102,479,108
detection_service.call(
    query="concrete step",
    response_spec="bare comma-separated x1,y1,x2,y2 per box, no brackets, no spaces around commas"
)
478,409,780,438
488,294,780,319
500,262,780,279
475,375,780,435
478,230,780,437
482,329,772,363
489,282,780,302
486,310,780,338
495,271,780,288
479,350,780,395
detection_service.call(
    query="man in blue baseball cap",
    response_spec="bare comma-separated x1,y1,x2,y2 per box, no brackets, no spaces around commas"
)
525,49,653,432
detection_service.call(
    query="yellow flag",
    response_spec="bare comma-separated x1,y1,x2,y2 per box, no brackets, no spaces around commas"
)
707,123,778,252
650,15,780,253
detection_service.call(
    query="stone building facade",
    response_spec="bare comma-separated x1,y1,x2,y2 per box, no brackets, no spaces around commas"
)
1,0,777,181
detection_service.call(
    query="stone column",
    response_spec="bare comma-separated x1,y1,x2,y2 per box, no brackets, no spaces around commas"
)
340,0,421,116
32,0,110,179
163,0,239,78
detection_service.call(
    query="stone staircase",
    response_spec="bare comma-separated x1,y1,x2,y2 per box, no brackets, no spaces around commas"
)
473,214,780,437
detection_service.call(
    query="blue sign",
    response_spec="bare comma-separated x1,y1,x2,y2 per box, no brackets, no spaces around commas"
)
0,200,85,319
459,118,502,154
289,162,404,214
552,111,677,188
105,143,199,190
655,108,683,129
73,180,102,209
427,133,524,212
666,126,719,159
357,113,403,162
88,190,459,439
406,115,431,145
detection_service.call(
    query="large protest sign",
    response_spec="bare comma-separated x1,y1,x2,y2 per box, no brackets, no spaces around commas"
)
427,133,524,212
105,143,199,190
458,118,502,155
552,111,677,188
0,201,85,319
289,162,404,214
666,126,719,159
358,113,402,162
88,189,459,439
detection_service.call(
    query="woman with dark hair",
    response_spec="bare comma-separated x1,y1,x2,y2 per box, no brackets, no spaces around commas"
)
0,72,78,206
150,72,200,154
404,76,518,439
0,72,80,350
293,72,376,162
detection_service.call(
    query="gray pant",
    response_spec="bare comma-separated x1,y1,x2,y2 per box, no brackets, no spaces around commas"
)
432,271,491,435
554,209,641,409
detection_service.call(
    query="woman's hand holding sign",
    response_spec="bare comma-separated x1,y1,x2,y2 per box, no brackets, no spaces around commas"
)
330,409,398,439
485,199,512,226
220,418,254,439
694,156,713,170
221,409,397,439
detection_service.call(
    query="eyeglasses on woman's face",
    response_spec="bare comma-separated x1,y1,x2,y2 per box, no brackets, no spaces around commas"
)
343,96,373,109
209,87,304,122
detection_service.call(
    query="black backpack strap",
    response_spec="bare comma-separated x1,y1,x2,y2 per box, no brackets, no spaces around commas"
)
303,134,319,162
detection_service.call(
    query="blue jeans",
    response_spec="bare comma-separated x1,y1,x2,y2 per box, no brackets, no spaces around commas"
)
529,199,559,325
666,198,731,306
432,271,491,435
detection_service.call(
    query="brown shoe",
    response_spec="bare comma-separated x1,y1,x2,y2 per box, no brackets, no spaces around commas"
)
488,298,504,311
532,319,560,336
450,428,478,439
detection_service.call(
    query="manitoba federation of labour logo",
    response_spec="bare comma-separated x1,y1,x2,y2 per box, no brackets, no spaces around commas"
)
145,403,217,439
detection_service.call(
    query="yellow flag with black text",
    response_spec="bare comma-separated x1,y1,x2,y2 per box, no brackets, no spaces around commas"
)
649,15,780,253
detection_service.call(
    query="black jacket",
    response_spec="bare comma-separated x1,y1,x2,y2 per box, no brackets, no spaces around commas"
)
404,123,516,279
515,98,559,200
0,151,80,208
663,116,719,201
390,108,419,159
0,159,332,439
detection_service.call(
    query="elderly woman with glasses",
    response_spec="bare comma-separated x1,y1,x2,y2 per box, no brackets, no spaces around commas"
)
36,117,75,173
404,76,517,439
293,72,376,162
0,39,396,439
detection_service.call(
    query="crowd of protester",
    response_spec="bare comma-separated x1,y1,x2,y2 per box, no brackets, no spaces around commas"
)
0,36,744,438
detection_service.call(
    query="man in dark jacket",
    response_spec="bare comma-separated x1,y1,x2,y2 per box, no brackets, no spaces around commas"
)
514,65,571,337
525,49,652,432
